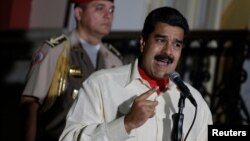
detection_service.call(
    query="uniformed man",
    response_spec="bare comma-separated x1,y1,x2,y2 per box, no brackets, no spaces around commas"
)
20,0,122,141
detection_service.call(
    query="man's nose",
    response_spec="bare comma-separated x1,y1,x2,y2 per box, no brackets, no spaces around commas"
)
162,42,173,54
104,9,113,19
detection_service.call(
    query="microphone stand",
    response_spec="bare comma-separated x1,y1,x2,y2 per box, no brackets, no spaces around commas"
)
172,93,186,141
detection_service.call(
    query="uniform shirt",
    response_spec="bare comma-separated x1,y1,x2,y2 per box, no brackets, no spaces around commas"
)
79,39,100,68
60,59,213,141
22,30,123,141
23,31,122,104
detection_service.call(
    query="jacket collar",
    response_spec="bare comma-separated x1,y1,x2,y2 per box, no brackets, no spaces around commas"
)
125,58,175,91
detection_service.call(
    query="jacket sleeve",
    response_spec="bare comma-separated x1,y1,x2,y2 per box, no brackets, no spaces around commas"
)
59,78,131,141
22,44,58,104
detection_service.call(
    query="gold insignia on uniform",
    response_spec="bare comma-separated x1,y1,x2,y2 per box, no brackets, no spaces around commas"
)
40,41,69,113
46,34,67,48
69,66,82,78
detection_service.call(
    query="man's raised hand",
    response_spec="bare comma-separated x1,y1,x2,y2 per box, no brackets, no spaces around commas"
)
124,87,159,133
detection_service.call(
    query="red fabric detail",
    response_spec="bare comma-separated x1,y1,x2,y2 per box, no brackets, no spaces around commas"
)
138,67,169,95
71,0,113,4
71,0,92,4
6,0,32,29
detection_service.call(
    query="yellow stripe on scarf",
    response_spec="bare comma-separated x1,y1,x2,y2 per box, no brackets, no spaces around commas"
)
41,41,69,113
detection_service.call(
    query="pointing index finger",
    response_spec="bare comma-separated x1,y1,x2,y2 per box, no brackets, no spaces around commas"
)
137,86,159,100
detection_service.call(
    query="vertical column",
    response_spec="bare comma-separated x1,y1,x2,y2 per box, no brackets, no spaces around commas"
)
0,0,32,29
9,0,32,29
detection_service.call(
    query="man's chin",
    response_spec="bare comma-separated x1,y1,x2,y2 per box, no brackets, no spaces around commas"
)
100,30,110,36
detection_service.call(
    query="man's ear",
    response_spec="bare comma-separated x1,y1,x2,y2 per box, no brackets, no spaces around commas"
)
74,7,82,21
140,36,145,53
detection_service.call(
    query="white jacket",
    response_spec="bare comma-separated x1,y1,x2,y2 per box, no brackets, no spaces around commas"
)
60,59,213,141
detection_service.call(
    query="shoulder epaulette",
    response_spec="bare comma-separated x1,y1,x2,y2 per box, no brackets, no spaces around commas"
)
46,34,67,48
104,43,123,60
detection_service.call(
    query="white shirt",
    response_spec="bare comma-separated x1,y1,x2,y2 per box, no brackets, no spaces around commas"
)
60,59,213,141
79,39,101,68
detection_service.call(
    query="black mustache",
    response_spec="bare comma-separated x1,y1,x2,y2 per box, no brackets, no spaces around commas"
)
154,54,173,64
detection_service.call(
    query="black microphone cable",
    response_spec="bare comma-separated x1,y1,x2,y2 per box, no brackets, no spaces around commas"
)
183,105,197,141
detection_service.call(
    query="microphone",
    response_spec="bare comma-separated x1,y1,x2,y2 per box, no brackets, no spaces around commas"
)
169,71,197,107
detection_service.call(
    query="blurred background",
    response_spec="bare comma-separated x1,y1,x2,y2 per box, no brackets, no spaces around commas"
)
0,0,249,141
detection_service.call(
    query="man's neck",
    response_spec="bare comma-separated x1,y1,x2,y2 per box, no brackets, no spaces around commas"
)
138,67,169,94
76,28,102,45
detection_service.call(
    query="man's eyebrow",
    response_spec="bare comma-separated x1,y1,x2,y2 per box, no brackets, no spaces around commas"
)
154,34,183,42
95,3,104,7
175,39,184,44
154,34,167,38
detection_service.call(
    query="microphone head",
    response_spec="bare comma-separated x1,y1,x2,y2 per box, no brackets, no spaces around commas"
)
169,71,180,81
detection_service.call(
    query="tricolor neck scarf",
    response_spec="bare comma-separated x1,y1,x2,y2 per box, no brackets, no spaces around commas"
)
138,67,169,95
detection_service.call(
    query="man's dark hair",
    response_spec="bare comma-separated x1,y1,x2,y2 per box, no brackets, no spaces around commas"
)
142,7,189,39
